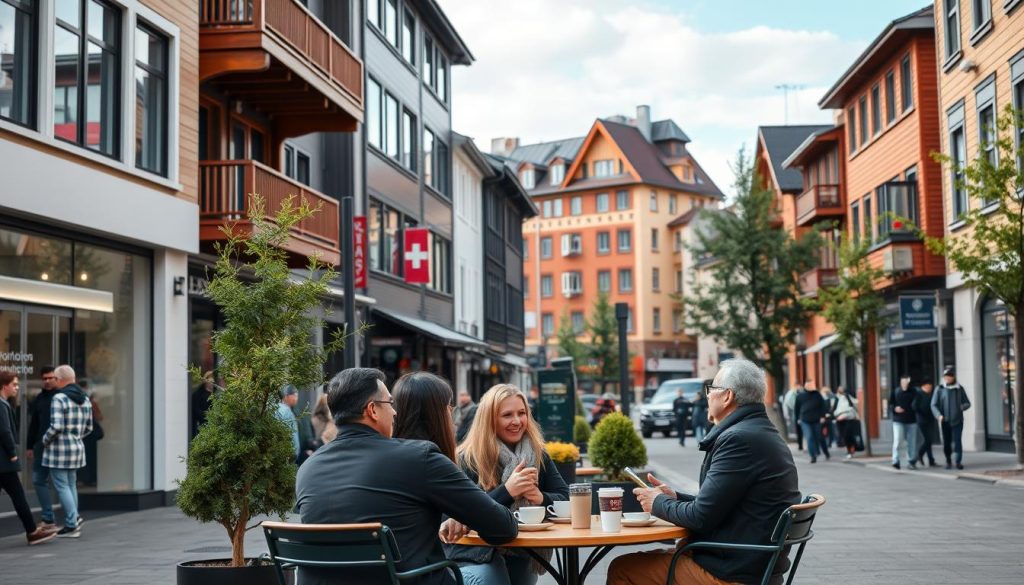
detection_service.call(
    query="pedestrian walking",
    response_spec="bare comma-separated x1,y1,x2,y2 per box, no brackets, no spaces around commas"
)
0,372,58,545
673,389,692,446
931,367,971,470
691,389,709,442
453,389,478,443
42,365,93,538
26,366,59,530
794,385,829,463
821,387,838,448
783,385,804,449
832,386,860,459
275,385,301,463
915,380,939,467
889,375,920,470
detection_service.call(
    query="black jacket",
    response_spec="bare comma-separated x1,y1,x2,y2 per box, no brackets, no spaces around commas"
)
0,397,20,473
931,384,971,426
295,424,518,585
914,391,936,424
889,386,919,424
794,390,827,424
652,404,801,585
27,388,57,449
691,397,709,429
445,450,568,564
673,397,693,419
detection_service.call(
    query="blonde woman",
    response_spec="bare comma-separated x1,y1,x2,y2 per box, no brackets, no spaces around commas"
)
445,384,568,585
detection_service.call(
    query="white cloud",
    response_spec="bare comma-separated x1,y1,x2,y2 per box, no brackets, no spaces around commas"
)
440,0,864,196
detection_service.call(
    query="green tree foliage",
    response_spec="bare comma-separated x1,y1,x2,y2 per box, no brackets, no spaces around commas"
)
177,195,343,566
587,292,620,392
819,235,891,456
588,412,647,481
556,308,586,366
685,147,822,397
922,106,1024,464
573,415,592,444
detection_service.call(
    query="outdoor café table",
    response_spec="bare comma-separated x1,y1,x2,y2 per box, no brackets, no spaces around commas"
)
457,515,687,585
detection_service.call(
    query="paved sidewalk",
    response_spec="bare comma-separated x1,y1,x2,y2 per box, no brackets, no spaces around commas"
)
3,436,1023,584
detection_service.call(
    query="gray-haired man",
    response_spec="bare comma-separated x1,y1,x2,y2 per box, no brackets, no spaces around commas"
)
608,359,801,585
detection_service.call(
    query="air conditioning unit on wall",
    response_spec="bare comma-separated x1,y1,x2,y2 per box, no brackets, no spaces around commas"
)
883,246,913,273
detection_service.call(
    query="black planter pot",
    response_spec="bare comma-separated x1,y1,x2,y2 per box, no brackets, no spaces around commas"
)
553,460,577,485
589,480,644,514
177,559,294,585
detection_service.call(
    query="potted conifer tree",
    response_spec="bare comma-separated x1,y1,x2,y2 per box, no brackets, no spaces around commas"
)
587,412,648,513
176,196,342,585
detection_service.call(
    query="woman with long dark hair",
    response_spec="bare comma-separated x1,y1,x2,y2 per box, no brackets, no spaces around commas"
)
392,372,457,463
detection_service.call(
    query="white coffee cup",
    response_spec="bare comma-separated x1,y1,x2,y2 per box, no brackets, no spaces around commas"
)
623,512,650,522
597,487,624,533
547,501,571,518
514,506,546,525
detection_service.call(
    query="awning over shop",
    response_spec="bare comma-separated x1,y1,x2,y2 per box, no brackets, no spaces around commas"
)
372,307,488,351
490,352,531,370
801,334,838,355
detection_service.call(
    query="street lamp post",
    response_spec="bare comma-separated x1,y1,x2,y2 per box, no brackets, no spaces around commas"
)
615,302,630,416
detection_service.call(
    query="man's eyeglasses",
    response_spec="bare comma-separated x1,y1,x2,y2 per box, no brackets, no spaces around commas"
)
705,385,730,395
371,399,394,407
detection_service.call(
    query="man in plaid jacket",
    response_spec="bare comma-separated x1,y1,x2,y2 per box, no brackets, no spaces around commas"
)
42,365,92,538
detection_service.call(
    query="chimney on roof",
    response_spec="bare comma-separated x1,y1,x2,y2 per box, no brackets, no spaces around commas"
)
491,137,520,157
636,105,652,142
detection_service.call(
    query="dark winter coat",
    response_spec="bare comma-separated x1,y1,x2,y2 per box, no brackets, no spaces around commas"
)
652,403,801,584
889,386,920,424
794,389,827,423
0,397,20,473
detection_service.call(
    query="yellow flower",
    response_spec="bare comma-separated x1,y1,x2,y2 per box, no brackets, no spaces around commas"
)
545,441,581,463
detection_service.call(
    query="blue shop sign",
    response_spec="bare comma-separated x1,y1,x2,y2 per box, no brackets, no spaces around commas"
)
899,296,935,330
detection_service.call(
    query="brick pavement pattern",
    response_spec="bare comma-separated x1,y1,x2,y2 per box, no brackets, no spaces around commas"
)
1,437,1022,584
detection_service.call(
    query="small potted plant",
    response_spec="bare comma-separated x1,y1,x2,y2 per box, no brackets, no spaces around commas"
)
175,196,342,585
545,441,580,485
587,412,648,513
573,416,591,456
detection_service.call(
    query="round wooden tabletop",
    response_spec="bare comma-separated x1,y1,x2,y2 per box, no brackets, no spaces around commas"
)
458,516,686,548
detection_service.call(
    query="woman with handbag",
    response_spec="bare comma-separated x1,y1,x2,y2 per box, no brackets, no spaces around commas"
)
832,386,860,459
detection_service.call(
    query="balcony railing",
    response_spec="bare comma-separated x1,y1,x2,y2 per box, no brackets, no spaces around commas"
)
199,160,340,265
796,184,843,226
200,0,362,108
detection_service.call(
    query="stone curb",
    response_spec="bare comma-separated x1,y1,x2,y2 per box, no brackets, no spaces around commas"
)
841,457,1024,488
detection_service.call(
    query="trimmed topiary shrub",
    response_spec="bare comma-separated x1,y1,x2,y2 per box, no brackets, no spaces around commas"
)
573,416,592,444
588,412,647,481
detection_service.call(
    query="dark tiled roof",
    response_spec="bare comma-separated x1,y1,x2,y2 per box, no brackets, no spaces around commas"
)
651,119,691,143
758,125,831,192
601,119,690,190
505,138,584,166
668,207,703,227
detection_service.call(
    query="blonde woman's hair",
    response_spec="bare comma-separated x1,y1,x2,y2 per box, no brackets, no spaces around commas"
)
456,383,546,491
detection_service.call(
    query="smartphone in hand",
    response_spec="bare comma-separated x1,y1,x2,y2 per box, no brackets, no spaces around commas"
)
623,466,649,488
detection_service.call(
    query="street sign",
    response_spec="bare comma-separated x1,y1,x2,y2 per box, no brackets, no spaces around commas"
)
403,228,430,284
353,216,367,288
899,296,935,330
536,367,576,443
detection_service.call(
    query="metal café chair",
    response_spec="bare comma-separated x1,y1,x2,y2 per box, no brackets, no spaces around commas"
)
667,493,826,585
262,521,464,585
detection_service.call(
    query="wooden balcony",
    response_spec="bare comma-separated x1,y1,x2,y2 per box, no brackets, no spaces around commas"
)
199,0,363,137
796,184,844,226
799,267,839,297
199,160,340,266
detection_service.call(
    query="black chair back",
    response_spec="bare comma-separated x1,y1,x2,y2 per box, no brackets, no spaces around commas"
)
262,522,402,584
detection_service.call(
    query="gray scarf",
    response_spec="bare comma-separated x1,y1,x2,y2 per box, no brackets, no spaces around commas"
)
496,439,551,574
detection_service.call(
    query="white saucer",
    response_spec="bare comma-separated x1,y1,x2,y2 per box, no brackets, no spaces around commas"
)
518,522,554,531
549,517,571,524
622,518,657,527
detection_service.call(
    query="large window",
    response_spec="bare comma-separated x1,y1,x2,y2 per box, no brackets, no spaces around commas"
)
134,23,167,175
550,164,565,185
877,180,918,238
871,84,881,135
976,77,997,205
944,0,960,61
649,190,658,211
424,127,449,195
618,268,633,292
383,0,397,47
596,192,609,213
55,0,121,157
384,92,399,158
423,33,447,102
541,275,553,298
0,0,37,127
596,231,610,253
901,54,913,111
571,311,585,334
598,270,611,292
570,196,582,216
885,70,896,124
851,200,861,243
402,108,416,171
283,143,310,186
617,229,631,252
858,95,868,147
542,313,554,337
428,233,451,293
971,0,991,35
616,190,631,210
367,198,414,277
593,159,614,177
540,237,552,258
367,78,381,149
401,8,414,65
847,106,857,154
948,103,968,220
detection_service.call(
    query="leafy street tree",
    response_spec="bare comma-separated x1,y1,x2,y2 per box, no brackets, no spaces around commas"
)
556,308,587,367
920,106,1024,465
587,292,621,394
685,147,822,404
176,195,344,566
819,236,891,457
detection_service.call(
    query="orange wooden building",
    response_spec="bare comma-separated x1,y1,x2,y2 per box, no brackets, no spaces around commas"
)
499,106,724,396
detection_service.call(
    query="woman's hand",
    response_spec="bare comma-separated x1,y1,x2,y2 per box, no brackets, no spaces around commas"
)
522,485,544,505
504,460,538,498
438,519,469,544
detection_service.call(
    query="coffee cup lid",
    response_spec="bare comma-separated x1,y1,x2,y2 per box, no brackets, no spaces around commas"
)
569,483,592,493
598,487,624,496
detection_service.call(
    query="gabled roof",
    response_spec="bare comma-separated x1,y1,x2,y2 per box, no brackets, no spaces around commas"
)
757,125,831,193
782,126,843,169
651,119,691,143
819,5,933,109
483,153,539,217
504,137,584,167
414,0,474,65
668,207,703,228
601,119,685,190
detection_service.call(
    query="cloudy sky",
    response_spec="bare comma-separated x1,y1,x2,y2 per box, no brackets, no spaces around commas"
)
439,0,930,197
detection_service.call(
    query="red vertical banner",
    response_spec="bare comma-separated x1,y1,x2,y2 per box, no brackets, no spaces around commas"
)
403,227,430,284
353,216,367,288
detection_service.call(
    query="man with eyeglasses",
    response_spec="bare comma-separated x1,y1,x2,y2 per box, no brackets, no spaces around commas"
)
608,359,801,585
26,366,59,530
295,368,518,585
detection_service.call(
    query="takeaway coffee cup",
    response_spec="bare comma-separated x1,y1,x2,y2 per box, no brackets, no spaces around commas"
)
598,487,624,532
569,483,592,529
513,506,546,525
547,500,571,518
